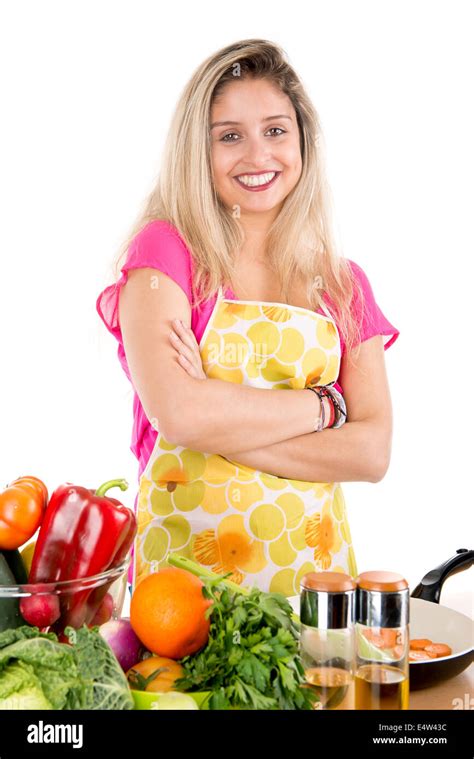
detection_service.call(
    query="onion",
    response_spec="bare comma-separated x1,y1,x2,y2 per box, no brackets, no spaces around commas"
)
99,617,145,672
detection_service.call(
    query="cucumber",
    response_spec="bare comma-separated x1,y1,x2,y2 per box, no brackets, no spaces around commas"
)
0,552,24,631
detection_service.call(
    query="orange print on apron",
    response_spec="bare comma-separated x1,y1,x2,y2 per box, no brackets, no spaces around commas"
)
133,285,359,595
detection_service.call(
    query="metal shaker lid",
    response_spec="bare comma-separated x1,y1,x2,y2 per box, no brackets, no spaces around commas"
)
300,572,356,629
356,571,410,628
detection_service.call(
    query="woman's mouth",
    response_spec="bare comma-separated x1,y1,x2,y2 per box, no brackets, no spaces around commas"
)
233,171,281,192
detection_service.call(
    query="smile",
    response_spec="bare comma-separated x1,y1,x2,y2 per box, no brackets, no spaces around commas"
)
233,171,281,192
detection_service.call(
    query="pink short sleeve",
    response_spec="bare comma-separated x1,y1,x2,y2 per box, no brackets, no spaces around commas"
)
344,259,400,353
96,219,193,339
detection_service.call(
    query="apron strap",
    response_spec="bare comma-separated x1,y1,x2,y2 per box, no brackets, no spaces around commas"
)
319,298,334,320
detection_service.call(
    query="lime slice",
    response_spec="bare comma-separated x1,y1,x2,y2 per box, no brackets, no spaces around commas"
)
300,626,349,662
147,692,199,710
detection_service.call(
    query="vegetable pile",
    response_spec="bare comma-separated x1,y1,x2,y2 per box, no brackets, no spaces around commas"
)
0,624,133,710
1,474,318,710
21,478,136,631
0,475,137,634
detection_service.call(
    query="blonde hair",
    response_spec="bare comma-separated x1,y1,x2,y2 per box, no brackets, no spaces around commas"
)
112,38,364,361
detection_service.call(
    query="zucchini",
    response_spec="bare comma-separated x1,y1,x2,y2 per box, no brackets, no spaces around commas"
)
2,549,28,584
0,551,24,631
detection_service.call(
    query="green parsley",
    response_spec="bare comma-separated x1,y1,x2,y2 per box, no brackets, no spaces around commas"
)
174,577,318,710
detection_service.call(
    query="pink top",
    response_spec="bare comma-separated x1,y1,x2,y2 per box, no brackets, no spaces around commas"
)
96,219,400,479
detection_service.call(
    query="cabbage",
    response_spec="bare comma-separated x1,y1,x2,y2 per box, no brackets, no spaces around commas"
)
66,625,134,710
0,661,53,709
0,625,133,710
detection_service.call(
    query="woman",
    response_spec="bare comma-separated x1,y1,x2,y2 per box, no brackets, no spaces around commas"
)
96,39,399,596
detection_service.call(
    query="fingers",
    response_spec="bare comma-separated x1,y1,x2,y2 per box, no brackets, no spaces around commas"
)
169,328,195,364
177,352,199,378
171,319,197,352
169,319,206,380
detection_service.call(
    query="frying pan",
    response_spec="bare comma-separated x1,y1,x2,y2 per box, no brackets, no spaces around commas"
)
409,548,473,689
288,548,473,691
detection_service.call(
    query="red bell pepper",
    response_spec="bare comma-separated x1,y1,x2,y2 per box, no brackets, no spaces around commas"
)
20,479,136,631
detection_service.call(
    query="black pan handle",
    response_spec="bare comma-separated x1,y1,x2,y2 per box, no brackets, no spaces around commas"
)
410,548,474,604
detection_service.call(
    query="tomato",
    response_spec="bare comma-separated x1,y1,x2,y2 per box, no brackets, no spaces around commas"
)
14,476,48,504
0,476,48,550
126,656,184,692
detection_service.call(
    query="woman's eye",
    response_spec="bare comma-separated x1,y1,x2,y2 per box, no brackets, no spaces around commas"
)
267,127,286,137
221,132,240,142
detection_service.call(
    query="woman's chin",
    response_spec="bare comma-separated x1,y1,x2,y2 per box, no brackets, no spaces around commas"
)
227,196,286,217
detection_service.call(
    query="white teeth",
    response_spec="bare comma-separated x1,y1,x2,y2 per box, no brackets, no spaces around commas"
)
236,171,277,187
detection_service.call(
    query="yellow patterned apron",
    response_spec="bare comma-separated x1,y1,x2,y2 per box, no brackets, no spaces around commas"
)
133,285,358,595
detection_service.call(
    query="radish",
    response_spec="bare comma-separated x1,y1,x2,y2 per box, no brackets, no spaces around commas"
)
90,592,114,626
20,587,61,627
99,617,145,671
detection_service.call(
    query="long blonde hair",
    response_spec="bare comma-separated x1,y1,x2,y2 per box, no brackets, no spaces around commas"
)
111,38,364,360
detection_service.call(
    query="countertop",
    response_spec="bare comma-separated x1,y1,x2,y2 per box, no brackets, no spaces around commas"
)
409,664,473,710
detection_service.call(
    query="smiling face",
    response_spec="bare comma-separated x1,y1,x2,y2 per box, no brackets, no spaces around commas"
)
210,78,303,224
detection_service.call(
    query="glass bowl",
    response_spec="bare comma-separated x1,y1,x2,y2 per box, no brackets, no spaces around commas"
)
0,559,129,635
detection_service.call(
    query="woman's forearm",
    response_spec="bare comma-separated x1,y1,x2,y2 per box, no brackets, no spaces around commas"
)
170,376,323,454
219,420,386,484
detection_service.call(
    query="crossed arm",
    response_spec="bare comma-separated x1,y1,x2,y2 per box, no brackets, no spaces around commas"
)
119,269,394,485
169,318,393,484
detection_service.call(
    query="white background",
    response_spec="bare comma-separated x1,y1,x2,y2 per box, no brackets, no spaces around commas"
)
1,0,472,607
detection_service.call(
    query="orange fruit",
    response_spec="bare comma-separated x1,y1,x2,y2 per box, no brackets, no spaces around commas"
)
130,567,212,659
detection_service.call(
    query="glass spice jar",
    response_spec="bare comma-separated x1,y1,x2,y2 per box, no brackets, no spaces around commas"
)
355,571,410,710
299,571,356,710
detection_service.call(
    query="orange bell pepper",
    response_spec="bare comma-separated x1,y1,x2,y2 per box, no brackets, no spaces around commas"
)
0,476,48,550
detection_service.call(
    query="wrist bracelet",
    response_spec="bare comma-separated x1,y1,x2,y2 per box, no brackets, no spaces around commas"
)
327,395,335,428
305,383,347,430
321,384,347,429
305,386,325,432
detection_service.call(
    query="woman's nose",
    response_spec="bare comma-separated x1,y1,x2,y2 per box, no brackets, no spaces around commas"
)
240,136,273,167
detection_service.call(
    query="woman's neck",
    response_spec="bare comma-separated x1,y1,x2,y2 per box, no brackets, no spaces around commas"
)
237,211,276,264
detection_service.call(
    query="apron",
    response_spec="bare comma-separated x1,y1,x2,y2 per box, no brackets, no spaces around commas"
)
132,286,359,596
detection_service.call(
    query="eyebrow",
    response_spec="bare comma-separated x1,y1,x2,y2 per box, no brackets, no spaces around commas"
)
210,114,293,130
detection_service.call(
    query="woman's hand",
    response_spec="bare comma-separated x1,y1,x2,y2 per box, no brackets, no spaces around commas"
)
169,319,207,380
